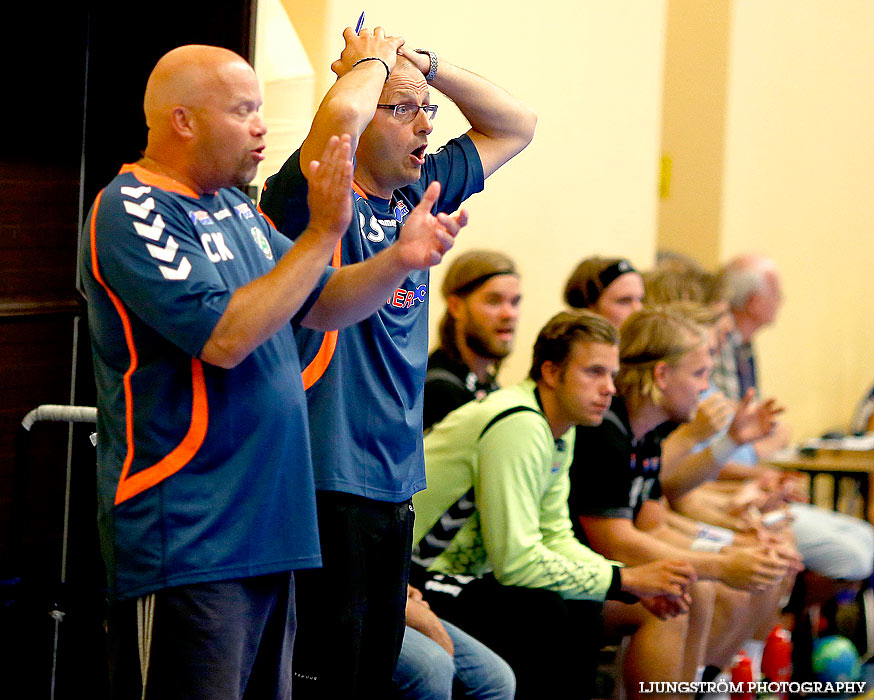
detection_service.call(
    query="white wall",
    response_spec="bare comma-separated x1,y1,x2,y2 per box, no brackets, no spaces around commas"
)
720,0,874,436
252,0,315,193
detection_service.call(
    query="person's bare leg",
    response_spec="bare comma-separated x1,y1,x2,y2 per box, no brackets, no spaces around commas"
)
682,581,716,680
705,584,752,670
604,601,688,700
706,581,787,671
751,570,797,641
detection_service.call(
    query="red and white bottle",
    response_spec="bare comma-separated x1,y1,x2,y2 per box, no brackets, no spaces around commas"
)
731,651,754,700
761,625,793,700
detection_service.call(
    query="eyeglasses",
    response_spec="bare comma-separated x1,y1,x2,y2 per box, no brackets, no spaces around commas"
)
376,103,439,123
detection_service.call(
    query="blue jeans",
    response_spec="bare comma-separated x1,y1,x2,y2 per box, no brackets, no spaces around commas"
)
394,620,516,700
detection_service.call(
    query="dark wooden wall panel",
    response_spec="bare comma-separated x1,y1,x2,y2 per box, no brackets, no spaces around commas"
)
0,165,81,303
1,2,258,696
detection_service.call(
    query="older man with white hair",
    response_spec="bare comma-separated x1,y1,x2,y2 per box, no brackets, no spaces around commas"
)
710,254,782,401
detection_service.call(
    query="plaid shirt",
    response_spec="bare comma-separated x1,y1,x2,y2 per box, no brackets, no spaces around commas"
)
711,330,743,400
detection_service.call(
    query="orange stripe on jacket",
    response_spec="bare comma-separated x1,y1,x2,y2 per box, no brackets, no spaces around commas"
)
121,163,199,198
351,181,368,200
301,239,342,390
256,203,277,230
114,358,209,504
270,177,368,390
89,181,209,506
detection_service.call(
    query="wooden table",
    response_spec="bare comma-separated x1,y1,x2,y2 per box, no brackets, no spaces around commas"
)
767,448,874,523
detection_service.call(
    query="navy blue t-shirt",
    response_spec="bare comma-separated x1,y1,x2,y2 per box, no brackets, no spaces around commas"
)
81,164,329,599
260,136,484,501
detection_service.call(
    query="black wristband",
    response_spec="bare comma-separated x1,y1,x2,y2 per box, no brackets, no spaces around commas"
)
352,56,391,83
606,565,639,604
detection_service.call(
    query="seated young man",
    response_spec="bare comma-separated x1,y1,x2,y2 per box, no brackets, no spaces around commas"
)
424,249,521,431
412,310,696,700
568,307,801,679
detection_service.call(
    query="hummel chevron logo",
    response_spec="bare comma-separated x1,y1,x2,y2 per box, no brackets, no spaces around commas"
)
159,258,192,280
146,235,179,263
122,189,191,281
123,198,156,219
120,186,152,199
133,214,165,241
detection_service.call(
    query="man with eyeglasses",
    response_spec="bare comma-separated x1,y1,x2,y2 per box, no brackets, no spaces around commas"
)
259,23,536,699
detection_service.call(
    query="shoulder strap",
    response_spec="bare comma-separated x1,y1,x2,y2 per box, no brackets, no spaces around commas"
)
478,406,543,440
425,367,469,391
601,409,629,438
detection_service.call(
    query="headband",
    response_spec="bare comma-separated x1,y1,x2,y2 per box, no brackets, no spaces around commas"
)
582,259,638,306
598,259,637,291
451,270,517,297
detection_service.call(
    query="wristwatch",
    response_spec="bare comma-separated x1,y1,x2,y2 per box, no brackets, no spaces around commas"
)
413,49,438,82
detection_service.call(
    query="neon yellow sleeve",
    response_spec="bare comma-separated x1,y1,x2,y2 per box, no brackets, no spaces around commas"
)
476,413,617,601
